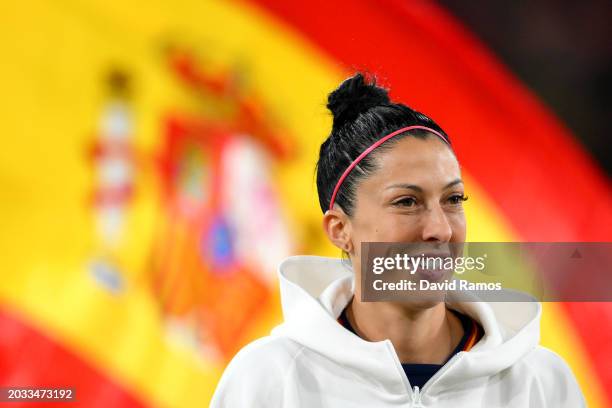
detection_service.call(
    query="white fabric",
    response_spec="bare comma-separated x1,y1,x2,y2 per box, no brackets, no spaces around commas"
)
211,255,586,407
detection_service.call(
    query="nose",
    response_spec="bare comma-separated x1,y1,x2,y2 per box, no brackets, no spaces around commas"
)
421,204,453,242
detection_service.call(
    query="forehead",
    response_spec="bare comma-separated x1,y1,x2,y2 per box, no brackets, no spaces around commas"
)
366,136,460,188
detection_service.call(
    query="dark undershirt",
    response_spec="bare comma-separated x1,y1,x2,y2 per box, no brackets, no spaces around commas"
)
337,308,479,389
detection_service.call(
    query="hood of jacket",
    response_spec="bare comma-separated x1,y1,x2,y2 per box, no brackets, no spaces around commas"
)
270,255,541,394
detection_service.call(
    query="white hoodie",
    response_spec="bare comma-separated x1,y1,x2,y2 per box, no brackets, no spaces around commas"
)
211,256,586,407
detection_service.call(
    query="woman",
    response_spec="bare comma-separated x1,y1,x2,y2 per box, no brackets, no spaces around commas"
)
211,73,585,407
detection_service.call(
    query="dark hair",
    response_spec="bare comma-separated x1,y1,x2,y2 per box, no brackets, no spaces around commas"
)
316,72,452,216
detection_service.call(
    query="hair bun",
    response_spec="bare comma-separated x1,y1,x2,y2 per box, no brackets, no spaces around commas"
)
327,72,390,129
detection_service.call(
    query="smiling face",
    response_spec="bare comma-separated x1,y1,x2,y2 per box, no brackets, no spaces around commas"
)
323,134,466,308
351,135,465,247
323,134,466,262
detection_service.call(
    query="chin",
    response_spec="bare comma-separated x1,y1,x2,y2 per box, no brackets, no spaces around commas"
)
395,294,447,311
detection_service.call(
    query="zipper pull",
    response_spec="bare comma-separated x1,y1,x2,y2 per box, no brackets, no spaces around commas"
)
412,386,423,407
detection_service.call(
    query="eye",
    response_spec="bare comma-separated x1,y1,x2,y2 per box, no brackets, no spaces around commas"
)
393,197,418,207
448,194,468,205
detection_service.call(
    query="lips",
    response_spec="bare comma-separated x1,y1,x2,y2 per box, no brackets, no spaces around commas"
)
417,268,448,282
414,252,452,259
411,253,454,282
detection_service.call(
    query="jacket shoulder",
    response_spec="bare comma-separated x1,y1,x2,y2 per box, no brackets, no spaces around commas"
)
210,335,303,407
522,346,586,407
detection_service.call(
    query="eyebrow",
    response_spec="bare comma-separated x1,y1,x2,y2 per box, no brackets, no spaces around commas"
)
384,178,463,192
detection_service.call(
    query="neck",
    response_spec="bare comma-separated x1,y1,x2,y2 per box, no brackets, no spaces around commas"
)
347,297,464,364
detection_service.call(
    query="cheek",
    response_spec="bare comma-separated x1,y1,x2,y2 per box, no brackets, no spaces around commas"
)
351,212,387,241
383,215,423,240
355,214,423,241
448,212,467,238
368,211,466,241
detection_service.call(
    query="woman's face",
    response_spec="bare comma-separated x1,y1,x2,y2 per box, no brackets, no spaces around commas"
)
346,135,466,256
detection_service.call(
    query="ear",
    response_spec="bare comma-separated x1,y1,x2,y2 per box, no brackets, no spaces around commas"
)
322,206,354,253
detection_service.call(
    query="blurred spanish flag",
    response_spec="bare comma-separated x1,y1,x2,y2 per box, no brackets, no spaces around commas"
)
0,0,610,407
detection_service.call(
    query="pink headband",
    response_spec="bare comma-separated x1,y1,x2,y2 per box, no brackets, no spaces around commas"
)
328,125,451,211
